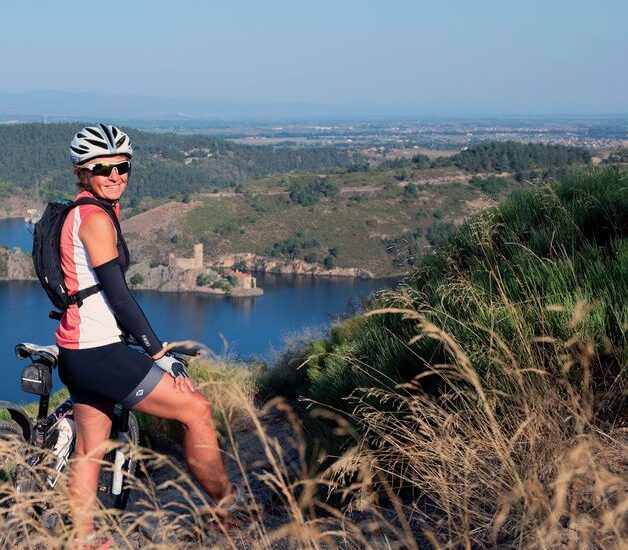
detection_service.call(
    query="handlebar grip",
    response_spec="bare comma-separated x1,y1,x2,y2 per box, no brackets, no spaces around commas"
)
168,345,202,357
123,335,204,357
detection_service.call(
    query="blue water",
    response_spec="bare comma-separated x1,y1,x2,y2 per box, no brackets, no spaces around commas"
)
0,218,34,251
0,218,396,404
0,277,392,404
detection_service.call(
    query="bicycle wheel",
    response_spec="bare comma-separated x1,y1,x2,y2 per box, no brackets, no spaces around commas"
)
97,409,139,510
0,420,25,484
0,420,31,548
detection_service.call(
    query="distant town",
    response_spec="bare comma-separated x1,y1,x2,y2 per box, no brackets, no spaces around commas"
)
130,115,627,152
2,113,626,154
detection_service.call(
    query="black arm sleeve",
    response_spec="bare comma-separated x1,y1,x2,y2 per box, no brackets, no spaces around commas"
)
93,257,163,356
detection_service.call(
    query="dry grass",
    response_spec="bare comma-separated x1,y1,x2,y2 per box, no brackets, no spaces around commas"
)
0,359,419,549
2,326,624,549
322,306,627,549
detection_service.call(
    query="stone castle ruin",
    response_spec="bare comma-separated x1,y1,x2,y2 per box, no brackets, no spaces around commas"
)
167,243,261,296
169,243,204,270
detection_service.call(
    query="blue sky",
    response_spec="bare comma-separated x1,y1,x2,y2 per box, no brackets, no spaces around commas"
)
2,0,627,114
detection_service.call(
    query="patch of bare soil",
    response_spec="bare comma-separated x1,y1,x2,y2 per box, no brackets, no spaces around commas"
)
122,408,427,548
0,197,43,219
122,201,202,237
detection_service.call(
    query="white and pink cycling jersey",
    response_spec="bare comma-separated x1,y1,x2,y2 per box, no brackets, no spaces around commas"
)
55,191,123,350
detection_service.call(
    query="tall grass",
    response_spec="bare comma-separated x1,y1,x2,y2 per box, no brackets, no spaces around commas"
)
0,359,422,549
260,167,627,547
261,168,626,433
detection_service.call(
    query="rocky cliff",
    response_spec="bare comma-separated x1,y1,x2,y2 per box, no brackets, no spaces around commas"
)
125,262,263,296
213,253,374,279
0,247,35,281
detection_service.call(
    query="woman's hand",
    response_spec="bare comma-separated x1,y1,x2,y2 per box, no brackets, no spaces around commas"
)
154,355,195,393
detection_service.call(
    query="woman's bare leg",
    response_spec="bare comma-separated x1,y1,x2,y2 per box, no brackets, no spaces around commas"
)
132,375,231,501
68,401,114,540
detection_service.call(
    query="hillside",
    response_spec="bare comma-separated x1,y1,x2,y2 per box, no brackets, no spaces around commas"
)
258,167,627,547
0,123,357,202
0,133,595,278
123,161,580,277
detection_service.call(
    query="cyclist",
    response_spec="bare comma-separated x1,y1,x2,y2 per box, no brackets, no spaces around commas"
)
57,124,236,549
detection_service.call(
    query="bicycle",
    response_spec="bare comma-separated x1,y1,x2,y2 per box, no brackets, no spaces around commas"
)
0,339,199,539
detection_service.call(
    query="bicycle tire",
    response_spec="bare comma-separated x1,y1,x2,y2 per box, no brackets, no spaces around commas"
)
0,419,26,484
0,420,29,548
97,409,139,510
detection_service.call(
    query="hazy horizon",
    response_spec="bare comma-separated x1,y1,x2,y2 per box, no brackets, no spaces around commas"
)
1,90,627,123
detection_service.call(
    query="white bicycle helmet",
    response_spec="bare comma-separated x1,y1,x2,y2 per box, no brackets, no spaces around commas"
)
70,123,133,165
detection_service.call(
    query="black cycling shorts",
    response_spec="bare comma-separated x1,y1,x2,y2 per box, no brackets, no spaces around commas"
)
58,342,165,408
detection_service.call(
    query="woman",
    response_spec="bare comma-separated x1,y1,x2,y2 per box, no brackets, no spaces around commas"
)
58,124,235,549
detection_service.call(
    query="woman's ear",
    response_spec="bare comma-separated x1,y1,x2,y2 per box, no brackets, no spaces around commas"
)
75,168,91,190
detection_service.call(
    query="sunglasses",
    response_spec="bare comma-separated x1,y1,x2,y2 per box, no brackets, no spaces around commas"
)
84,160,132,177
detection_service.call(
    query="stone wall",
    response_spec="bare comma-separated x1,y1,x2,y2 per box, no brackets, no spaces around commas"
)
169,243,204,270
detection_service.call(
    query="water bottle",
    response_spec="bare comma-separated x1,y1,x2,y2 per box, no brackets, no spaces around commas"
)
47,417,76,488
52,417,75,458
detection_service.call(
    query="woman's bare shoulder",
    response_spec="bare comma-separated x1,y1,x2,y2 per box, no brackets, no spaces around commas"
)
78,209,117,247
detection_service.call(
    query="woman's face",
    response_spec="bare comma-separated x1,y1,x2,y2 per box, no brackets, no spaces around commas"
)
79,154,130,201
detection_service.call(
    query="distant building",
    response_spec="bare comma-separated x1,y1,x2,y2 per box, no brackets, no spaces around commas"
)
230,270,257,289
169,243,204,270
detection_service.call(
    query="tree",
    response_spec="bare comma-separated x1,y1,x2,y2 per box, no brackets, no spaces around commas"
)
288,177,339,206
403,183,418,198
129,273,145,286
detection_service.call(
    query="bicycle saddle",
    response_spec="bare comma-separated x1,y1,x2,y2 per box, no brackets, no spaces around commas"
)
15,342,59,364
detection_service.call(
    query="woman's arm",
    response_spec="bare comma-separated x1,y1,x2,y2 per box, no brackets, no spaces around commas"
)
79,211,165,359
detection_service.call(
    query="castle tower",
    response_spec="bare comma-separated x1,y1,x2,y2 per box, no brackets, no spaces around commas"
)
194,243,204,269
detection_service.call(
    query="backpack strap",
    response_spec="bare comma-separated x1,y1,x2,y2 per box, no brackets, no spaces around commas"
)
67,284,102,307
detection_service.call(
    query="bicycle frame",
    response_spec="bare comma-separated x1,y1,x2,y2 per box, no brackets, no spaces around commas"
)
5,339,198,503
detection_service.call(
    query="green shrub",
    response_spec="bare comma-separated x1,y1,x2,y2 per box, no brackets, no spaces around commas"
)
469,174,510,198
289,177,339,206
211,279,231,291
323,255,336,269
403,183,418,198
129,273,145,286
266,234,320,260
196,273,213,286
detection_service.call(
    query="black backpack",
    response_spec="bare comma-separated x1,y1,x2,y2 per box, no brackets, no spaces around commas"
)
32,197,129,312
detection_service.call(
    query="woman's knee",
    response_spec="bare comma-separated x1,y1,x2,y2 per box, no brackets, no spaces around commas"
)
179,392,213,425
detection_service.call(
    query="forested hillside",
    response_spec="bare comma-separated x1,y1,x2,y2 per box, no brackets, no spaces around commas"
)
122,139,594,276
0,123,357,202
442,140,591,171
383,140,591,175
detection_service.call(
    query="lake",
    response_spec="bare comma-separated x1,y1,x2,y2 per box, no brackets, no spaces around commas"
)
0,218,34,252
0,218,396,404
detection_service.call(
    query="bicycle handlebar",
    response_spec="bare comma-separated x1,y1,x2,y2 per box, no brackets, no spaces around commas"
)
167,345,202,357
